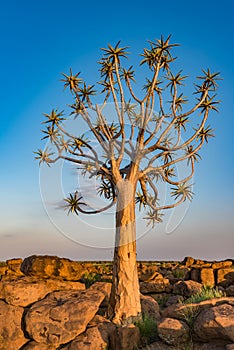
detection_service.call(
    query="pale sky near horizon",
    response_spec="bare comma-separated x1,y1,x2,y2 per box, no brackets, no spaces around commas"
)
0,0,233,261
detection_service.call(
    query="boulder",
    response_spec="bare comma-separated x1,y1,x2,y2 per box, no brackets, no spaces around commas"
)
157,317,190,345
226,286,234,297
165,295,184,307
140,294,161,321
25,289,105,346
0,277,85,307
21,255,84,280
217,269,234,287
89,281,111,307
191,268,201,282
182,256,195,267
197,262,213,268
6,258,23,276
6,258,23,264
195,259,206,266
200,268,215,287
0,258,24,280
173,280,202,297
139,264,160,282
144,271,164,282
140,277,171,294
212,261,233,269
194,303,234,342
0,264,7,278
88,314,113,327
62,317,115,349
110,324,140,350
0,300,27,350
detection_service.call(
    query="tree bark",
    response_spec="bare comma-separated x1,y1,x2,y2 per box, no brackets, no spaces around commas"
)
108,179,141,324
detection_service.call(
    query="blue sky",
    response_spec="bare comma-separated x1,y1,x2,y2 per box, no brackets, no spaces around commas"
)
0,0,233,261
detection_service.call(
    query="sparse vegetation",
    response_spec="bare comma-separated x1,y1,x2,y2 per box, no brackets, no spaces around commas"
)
178,305,199,350
81,272,102,287
81,271,112,287
172,268,186,279
135,314,158,346
183,286,225,304
180,305,200,330
156,294,169,307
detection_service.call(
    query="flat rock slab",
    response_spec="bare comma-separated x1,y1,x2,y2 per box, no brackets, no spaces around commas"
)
0,277,85,307
25,289,105,346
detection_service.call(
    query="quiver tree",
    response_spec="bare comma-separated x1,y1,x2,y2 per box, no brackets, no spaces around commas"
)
35,35,220,324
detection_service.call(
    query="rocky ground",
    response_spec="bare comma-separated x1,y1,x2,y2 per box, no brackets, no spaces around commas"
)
0,255,233,349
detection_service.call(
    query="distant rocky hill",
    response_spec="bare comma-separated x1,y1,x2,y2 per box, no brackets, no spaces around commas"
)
0,255,233,349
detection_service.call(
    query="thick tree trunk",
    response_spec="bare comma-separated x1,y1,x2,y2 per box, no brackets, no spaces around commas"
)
108,179,141,324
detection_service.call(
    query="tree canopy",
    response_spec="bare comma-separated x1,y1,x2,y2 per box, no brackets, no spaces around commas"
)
35,35,220,227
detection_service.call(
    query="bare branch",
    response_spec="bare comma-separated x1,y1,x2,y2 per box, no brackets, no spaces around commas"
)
77,197,116,214
148,193,186,211
142,139,204,176
145,91,209,155
160,159,194,185
126,78,142,103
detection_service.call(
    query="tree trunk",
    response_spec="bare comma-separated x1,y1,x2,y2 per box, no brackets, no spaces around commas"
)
108,179,141,324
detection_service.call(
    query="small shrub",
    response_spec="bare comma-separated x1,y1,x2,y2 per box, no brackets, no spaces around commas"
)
135,314,158,345
81,272,102,287
103,264,112,274
180,305,200,330
172,268,186,279
157,295,169,307
183,286,225,304
179,305,199,350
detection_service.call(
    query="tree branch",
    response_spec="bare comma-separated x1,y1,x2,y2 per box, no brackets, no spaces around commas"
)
77,197,116,214
145,91,209,155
